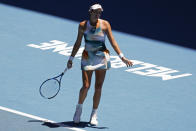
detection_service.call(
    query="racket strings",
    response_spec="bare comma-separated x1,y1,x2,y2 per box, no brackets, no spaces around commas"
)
40,79,60,99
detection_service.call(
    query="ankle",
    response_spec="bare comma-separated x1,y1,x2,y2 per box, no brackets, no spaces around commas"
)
92,108,97,113
77,104,83,108
91,108,98,116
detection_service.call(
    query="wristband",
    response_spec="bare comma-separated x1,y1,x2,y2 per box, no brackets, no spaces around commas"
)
119,53,124,59
69,56,74,61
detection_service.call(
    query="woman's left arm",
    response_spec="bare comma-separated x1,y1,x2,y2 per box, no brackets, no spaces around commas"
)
104,20,133,67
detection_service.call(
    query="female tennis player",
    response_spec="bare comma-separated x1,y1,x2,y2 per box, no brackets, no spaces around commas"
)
67,3,133,126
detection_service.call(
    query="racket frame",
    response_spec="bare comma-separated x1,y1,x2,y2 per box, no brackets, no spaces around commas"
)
39,69,66,99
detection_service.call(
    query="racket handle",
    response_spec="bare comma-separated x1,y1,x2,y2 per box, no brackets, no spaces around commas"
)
63,67,68,74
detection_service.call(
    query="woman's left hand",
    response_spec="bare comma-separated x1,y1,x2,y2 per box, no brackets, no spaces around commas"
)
122,57,133,67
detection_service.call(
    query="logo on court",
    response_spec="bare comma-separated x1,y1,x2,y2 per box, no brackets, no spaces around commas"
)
27,40,192,81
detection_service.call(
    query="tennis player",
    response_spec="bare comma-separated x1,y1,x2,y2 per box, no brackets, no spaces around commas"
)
67,3,133,126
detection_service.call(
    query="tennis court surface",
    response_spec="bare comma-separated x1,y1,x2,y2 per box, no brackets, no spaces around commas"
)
0,3,196,131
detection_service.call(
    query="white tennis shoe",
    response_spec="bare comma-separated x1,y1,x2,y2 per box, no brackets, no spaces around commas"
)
73,104,82,123
90,110,98,126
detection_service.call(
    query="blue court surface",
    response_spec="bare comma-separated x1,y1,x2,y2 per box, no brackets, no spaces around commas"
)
0,3,196,131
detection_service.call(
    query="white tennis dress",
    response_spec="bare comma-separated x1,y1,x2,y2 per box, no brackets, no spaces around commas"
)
81,19,111,71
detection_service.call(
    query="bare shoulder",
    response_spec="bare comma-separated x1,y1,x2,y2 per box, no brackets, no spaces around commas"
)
79,20,87,30
101,19,111,32
101,19,111,27
79,20,87,26
100,19,111,33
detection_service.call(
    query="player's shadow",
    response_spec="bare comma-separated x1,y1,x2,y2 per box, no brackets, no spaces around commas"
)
28,120,109,129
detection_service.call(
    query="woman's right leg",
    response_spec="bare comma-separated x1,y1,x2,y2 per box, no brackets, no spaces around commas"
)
78,70,93,104
73,70,93,123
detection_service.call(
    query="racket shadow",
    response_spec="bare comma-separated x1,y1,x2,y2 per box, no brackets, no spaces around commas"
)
28,120,109,129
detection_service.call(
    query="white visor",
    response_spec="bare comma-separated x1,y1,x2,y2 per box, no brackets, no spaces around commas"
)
89,4,103,12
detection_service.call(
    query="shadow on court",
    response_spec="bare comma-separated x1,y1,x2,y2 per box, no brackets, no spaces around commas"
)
28,120,109,130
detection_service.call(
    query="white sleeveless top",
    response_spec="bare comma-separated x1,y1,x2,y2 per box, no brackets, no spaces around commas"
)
81,19,111,70
84,19,106,52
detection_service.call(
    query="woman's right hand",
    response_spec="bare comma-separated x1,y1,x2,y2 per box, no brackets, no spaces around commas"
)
67,60,73,69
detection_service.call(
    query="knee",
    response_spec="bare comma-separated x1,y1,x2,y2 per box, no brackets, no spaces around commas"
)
95,82,103,90
82,83,90,90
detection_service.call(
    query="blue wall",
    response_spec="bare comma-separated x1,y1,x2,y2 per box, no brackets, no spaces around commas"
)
0,0,195,49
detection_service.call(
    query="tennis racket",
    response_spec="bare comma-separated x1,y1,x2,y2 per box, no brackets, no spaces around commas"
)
39,68,68,99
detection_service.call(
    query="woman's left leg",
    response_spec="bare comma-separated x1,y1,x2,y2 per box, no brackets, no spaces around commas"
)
93,69,107,109
90,69,107,125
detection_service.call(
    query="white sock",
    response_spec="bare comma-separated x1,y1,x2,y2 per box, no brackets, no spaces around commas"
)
77,104,83,108
92,108,98,114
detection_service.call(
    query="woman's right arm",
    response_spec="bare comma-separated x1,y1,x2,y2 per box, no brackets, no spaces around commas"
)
67,21,85,69
70,22,85,57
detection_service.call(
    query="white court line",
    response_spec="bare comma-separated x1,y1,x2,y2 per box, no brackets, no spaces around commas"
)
0,106,86,131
